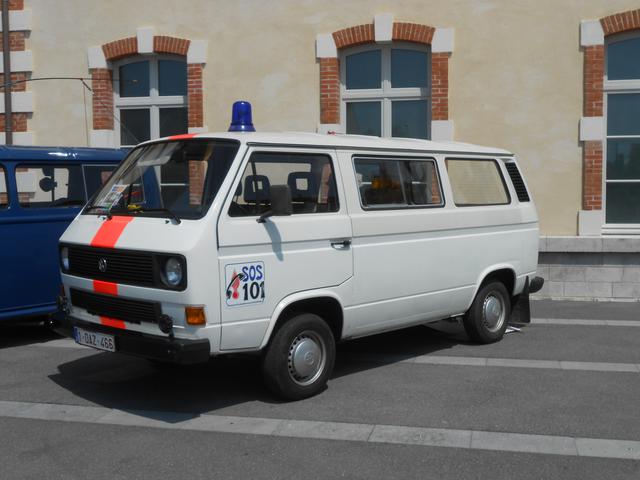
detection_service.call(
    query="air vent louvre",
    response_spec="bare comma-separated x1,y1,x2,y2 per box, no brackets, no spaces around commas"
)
504,163,530,202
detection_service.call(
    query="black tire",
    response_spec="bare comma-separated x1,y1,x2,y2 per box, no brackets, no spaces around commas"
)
463,281,511,344
261,313,335,401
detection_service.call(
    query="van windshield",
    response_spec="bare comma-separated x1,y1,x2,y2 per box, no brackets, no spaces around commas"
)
85,139,239,220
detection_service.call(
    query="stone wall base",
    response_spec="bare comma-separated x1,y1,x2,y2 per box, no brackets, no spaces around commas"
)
533,236,640,301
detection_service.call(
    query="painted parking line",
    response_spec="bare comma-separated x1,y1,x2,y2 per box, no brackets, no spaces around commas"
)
23,339,640,374
344,354,640,373
532,318,640,327
17,318,638,351
0,400,639,460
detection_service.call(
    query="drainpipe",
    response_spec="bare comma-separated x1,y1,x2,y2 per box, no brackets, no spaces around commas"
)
2,0,12,145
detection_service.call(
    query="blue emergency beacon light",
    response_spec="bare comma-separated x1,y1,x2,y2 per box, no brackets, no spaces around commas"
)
228,100,256,132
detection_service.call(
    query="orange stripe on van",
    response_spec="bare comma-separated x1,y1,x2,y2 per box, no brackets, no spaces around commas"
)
90,216,133,249
93,280,118,296
100,318,126,329
168,133,196,140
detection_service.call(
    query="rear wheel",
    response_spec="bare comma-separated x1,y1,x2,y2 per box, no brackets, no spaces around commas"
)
463,281,510,344
262,313,335,400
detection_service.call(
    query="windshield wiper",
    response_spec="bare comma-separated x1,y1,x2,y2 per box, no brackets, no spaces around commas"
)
84,203,108,213
108,206,181,224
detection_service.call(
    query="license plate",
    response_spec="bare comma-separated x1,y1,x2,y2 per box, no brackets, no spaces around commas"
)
74,327,116,352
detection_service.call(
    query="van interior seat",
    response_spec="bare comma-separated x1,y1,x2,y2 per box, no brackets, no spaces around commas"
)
244,174,270,212
287,172,319,213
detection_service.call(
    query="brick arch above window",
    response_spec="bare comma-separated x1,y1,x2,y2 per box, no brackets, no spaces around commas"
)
316,16,453,140
579,9,639,233
87,30,207,147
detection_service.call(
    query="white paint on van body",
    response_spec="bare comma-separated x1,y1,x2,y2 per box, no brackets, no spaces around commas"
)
59,132,539,356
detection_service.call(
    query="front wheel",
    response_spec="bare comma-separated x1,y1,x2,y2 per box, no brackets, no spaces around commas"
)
261,313,335,400
463,281,510,344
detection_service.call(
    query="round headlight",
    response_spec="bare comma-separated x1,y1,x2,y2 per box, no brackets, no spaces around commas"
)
164,257,183,286
60,247,69,271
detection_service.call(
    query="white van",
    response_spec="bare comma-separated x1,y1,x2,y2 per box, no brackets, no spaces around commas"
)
55,128,542,399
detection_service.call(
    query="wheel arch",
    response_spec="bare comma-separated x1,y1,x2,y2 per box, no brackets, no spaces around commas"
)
259,290,344,350
466,265,517,311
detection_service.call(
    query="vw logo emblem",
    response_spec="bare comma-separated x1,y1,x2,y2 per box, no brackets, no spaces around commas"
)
98,258,108,273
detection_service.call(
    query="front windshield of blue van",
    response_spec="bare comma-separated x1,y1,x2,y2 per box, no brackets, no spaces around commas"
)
85,139,239,220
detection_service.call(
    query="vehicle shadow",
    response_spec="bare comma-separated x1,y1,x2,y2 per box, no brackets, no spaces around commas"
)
48,323,470,419
0,318,62,349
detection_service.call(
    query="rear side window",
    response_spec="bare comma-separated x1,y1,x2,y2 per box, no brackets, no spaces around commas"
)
229,152,339,217
354,157,442,209
445,159,510,206
17,165,85,208
0,167,7,208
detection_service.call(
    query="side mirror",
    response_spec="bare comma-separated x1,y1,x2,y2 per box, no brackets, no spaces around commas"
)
257,184,292,223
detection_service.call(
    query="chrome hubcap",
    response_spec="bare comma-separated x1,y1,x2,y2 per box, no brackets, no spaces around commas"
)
482,294,505,333
288,331,326,386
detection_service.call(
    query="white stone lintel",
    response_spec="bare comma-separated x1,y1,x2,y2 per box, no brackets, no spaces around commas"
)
580,116,604,141
578,210,604,237
580,20,604,47
90,129,116,148
316,33,337,59
374,13,394,43
87,46,107,69
0,50,32,74
137,27,155,54
431,120,454,141
0,131,34,145
0,9,32,31
317,123,343,134
0,91,33,113
188,126,208,134
187,39,207,64
432,28,454,53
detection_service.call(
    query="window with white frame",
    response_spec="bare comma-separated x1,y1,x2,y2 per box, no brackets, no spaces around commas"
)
115,55,188,146
341,43,430,139
604,32,640,226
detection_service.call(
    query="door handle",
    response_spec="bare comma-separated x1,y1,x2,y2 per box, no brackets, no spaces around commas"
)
331,239,352,250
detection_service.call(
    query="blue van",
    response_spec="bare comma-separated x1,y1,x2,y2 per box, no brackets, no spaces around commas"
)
0,146,126,321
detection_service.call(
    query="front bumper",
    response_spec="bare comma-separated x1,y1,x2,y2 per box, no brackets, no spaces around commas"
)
48,313,210,365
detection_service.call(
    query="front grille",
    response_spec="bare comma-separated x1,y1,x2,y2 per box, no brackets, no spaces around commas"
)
68,245,155,287
70,288,161,324
504,162,530,202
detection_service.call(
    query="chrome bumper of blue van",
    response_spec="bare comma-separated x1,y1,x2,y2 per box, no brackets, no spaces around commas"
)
48,313,210,365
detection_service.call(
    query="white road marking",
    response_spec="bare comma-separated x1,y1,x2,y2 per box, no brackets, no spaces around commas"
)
349,354,640,374
1,400,639,460
22,339,640,374
532,318,640,327
18,318,638,351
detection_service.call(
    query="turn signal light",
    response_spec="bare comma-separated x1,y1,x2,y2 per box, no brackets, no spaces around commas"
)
185,306,206,325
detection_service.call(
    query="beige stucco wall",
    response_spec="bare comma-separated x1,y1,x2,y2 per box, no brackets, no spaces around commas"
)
25,0,640,235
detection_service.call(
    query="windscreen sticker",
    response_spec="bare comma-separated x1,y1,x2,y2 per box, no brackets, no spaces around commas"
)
99,184,127,208
225,262,265,306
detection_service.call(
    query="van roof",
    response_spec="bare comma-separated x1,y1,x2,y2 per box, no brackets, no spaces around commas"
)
0,145,128,162
149,132,514,156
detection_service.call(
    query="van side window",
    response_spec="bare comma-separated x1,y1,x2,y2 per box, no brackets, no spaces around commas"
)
0,167,8,208
354,158,442,209
445,159,510,206
17,165,85,208
229,152,339,217
82,165,116,200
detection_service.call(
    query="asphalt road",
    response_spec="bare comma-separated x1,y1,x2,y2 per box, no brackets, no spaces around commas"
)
1,300,639,479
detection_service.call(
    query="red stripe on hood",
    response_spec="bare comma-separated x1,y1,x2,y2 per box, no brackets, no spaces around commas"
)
91,216,134,249
168,133,196,140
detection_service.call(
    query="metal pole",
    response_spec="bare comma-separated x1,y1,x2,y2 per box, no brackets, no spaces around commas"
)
2,0,12,145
